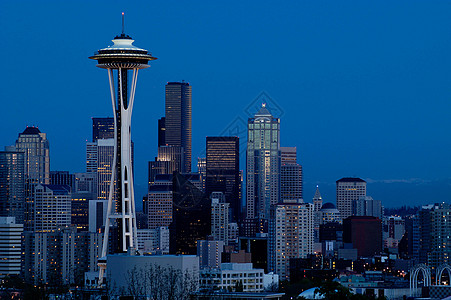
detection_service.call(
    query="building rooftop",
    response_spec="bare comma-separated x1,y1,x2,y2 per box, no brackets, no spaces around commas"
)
22,126,41,135
336,177,366,183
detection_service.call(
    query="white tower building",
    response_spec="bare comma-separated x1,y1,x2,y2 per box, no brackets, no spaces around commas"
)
89,14,157,283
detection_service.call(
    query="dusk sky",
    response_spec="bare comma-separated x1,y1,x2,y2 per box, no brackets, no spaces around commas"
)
1,1,450,208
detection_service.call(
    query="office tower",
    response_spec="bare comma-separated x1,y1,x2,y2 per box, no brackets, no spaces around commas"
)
268,201,314,279
86,139,114,201
13,126,50,231
92,117,114,141
280,147,302,202
206,137,240,221
90,26,156,273
418,203,451,267
50,170,75,189
34,184,71,232
343,216,382,258
158,117,166,146
211,192,229,245
165,81,192,172
148,145,184,185
0,217,23,278
147,184,173,230
0,151,25,224
246,104,281,224
71,173,96,232
197,157,206,191
353,196,382,219
170,172,210,255
336,177,366,219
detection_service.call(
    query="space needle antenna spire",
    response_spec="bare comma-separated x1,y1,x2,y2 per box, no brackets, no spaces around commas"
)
122,12,125,34
90,14,157,286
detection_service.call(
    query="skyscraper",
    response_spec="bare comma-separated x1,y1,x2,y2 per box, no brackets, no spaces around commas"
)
418,203,451,267
170,172,210,255
13,126,50,231
0,151,25,224
165,81,192,173
34,184,71,232
206,136,240,221
86,139,115,201
336,177,366,219
246,104,280,225
269,201,314,279
280,147,302,202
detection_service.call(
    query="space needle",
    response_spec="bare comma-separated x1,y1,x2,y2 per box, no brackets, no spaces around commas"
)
89,13,157,283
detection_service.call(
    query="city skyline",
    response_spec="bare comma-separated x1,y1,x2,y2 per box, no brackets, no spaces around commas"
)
1,1,451,207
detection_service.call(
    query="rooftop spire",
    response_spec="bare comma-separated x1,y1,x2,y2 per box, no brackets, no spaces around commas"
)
313,185,322,200
122,12,125,34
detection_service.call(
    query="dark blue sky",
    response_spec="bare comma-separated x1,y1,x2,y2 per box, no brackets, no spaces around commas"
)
1,1,450,208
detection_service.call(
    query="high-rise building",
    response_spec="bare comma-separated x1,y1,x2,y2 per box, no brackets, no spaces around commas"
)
148,145,184,185
92,117,114,142
418,203,451,267
280,147,302,202
197,239,224,269
86,139,114,200
206,137,240,221
268,201,314,279
23,228,102,285
34,184,71,232
0,151,25,224
147,184,173,230
353,196,382,219
0,217,23,278
165,81,192,172
246,104,280,225
13,126,50,231
211,192,229,245
170,172,210,255
336,177,366,220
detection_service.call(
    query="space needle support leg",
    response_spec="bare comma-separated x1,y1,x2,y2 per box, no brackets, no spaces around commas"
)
99,68,118,285
128,68,139,247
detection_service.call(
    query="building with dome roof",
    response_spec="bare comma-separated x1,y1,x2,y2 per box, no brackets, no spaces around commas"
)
319,202,342,225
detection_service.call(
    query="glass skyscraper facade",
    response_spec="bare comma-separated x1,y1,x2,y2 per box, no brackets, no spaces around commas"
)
246,104,280,224
206,136,240,222
0,151,25,224
165,81,192,173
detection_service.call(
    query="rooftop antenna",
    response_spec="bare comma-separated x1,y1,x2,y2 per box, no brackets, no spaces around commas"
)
122,12,125,34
